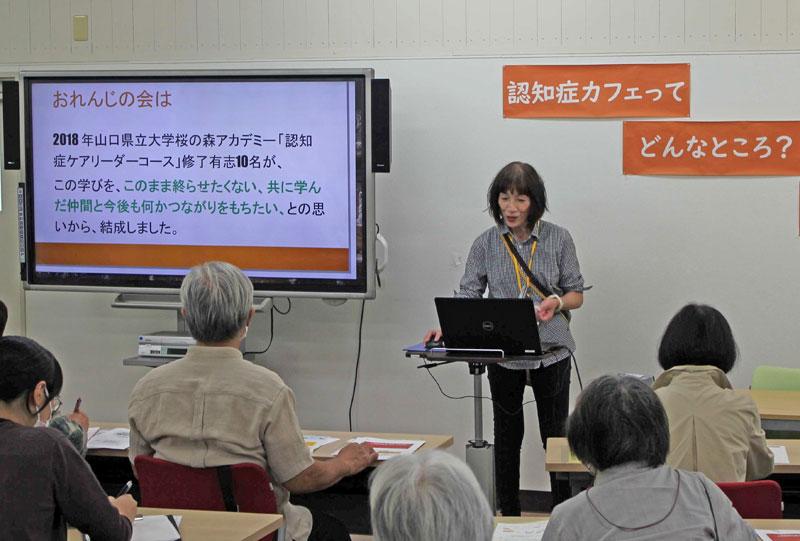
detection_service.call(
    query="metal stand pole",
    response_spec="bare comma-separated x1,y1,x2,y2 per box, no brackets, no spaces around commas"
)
465,362,496,510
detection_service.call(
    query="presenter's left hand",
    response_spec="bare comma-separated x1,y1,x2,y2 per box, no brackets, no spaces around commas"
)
536,297,560,322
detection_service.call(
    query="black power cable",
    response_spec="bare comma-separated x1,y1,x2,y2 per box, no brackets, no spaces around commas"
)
348,299,366,431
423,348,583,416
424,365,537,417
244,298,292,356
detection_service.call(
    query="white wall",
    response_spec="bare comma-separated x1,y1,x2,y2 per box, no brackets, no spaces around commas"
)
2,0,800,60
1,1,800,493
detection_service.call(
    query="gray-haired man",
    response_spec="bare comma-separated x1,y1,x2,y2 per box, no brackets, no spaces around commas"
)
129,261,377,541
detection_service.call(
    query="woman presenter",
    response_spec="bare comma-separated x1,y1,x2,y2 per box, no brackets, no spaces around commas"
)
425,161,585,515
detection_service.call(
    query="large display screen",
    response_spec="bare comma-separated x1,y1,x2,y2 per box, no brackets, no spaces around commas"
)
23,71,373,297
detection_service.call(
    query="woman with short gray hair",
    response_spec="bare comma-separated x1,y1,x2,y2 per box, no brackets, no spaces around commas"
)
543,375,757,540
369,451,494,541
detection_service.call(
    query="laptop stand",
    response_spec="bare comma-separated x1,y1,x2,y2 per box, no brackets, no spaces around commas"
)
404,347,554,511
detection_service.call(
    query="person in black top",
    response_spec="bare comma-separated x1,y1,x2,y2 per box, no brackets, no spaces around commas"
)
0,335,135,541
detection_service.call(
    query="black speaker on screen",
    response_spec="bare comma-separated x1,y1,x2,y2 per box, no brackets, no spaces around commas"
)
2,80,21,170
371,78,391,173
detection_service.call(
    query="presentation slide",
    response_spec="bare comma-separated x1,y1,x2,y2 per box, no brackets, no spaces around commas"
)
28,78,358,279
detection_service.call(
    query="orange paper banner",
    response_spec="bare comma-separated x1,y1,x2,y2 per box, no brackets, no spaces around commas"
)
623,121,800,176
503,64,690,118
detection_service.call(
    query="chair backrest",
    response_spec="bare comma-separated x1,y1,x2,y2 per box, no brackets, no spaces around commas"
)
134,456,278,540
752,365,800,391
717,480,782,519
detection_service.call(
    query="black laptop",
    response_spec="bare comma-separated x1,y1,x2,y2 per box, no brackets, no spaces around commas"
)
434,298,543,356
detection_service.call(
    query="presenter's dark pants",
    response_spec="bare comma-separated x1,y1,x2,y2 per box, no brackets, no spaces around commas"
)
487,358,571,516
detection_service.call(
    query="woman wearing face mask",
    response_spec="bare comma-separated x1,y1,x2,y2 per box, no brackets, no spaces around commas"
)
424,161,586,515
1,299,91,455
0,335,136,540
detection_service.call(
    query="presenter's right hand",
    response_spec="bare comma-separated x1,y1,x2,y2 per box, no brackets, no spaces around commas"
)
423,328,442,343
338,443,379,474
109,495,138,524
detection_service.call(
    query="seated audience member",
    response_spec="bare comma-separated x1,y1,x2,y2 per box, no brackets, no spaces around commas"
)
0,335,135,540
653,303,773,482
369,451,494,541
0,299,91,454
128,261,377,541
544,375,757,540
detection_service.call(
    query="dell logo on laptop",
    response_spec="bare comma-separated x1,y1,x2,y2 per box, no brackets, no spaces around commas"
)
482,321,495,332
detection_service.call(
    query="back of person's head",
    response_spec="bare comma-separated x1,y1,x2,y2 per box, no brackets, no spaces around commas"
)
369,451,494,541
179,261,254,344
0,336,63,406
567,375,669,473
0,299,8,335
658,303,738,373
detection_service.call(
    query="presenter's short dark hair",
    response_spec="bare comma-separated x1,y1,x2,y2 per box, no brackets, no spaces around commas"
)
567,375,669,472
487,162,547,229
658,303,737,373
0,336,63,404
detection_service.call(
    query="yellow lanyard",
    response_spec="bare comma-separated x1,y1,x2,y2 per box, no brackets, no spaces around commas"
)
503,236,538,297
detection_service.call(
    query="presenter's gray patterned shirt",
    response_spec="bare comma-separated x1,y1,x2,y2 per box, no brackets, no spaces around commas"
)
458,220,584,369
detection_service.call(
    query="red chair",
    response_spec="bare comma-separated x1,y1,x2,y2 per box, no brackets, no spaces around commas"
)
134,456,279,541
717,480,783,519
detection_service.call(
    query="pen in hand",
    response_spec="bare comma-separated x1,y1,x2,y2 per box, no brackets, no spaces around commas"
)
73,398,82,413
115,480,133,498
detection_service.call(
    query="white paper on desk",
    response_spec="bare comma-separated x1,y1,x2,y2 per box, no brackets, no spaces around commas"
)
492,521,548,540
769,445,790,465
86,427,100,440
338,437,425,461
304,434,339,452
756,530,800,540
86,428,130,450
132,515,182,541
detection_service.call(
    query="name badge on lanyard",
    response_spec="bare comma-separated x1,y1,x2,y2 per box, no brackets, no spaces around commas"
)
507,239,537,299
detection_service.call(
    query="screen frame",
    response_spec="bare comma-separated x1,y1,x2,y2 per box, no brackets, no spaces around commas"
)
20,68,376,299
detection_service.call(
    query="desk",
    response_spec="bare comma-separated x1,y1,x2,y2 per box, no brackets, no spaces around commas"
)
496,516,800,532
67,507,282,541
86,424,452,535
295,517,800,539
545,437,800,504
306,429,453,458
750,518,800,529
87,423,453,459
499,517,800,528
745,389,800,435
346,517,550,541
544,437,592,503
547,436,800,474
